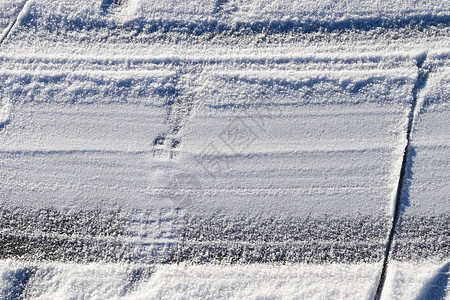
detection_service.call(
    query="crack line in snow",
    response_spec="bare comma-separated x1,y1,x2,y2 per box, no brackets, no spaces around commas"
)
0,0,31,45
374,52,432,300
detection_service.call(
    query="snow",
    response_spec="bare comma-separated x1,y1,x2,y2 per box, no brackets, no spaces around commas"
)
0,259,151,299
176,104,408,216
382,261,450,300
0,1,26,41
0,95,11,127
126,263,381,300
0,259,381,300
0,0,449,298
390,51,450,262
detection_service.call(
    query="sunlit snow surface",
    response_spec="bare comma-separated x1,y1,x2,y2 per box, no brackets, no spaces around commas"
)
0,0,449,299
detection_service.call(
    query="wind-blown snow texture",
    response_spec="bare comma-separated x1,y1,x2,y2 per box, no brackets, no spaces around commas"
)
0,0,449,299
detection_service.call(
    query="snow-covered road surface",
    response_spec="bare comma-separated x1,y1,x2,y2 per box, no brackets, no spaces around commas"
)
0,0,449,299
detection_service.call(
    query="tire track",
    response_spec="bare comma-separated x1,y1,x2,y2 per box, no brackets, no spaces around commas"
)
374,53,433,300
0,207,182,264
18,2,450,45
